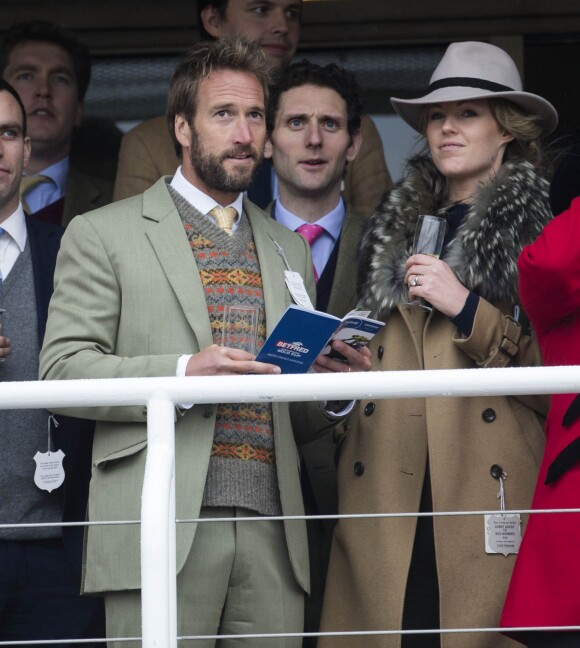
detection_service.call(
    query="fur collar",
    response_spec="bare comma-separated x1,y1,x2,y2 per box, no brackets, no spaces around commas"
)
358,155,552,318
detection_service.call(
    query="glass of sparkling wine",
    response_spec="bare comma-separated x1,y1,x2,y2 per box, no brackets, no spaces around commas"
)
406,214,447,310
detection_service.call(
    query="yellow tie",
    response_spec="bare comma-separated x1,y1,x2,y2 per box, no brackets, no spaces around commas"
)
19,175,51,215
210,206,238,236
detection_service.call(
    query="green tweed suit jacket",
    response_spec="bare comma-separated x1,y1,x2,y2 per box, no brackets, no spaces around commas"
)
40,177,331,595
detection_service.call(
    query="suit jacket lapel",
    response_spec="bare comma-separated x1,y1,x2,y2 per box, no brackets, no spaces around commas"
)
245,199,287,335
143,179,213,350
327,205,364,316
26,218,62,344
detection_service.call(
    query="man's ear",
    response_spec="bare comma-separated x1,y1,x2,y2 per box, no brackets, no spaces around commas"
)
201,5,225,38
346,128,363,163
23,136,31,170
175,114,192,149
264,137,273,159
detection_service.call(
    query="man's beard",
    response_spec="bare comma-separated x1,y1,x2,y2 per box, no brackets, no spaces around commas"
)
190,137,263,193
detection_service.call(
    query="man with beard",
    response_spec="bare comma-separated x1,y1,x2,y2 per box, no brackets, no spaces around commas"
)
40,37,370,645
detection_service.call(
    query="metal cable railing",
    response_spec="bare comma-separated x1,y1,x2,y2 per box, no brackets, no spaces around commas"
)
1,366,579,646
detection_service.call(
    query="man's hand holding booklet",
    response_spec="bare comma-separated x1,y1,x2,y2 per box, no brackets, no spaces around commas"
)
255,305,384,374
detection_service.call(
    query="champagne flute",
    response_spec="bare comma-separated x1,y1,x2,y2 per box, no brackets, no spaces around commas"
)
405,214,447,310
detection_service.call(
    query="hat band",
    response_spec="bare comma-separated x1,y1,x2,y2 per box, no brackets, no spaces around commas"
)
428,77,514,93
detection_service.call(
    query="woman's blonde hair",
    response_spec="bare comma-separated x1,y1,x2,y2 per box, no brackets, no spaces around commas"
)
489,98,543,165
418,98,544,166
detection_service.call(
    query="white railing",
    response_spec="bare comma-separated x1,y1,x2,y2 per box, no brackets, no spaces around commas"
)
1,365,579,646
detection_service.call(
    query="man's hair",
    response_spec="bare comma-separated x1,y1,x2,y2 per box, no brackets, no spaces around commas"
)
166,36,272,156
0,78,27,136
197,0,229,41
0,20,91,101
197,0,304,41
266,59,362,137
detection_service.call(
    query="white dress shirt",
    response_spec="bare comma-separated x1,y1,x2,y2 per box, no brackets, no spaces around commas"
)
170,167,244,231
22,157,68,213
0,205,28,282
273,197,346,280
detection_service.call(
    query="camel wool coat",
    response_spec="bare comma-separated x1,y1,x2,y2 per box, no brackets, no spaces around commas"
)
319,157,552,648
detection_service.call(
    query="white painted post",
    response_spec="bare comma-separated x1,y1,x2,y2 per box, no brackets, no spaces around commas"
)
141,394,177,648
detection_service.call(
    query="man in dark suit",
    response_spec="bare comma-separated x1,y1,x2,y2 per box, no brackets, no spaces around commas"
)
0,79,104,644
0,20,113,227
265,60,368,644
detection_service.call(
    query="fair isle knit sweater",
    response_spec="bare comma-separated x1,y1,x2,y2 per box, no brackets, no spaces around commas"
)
170,187,281,516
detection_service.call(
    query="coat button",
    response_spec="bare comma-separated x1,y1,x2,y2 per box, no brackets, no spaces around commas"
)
482,408,496,423
377,346,384,360
364,402,375,416
490,464,504,480
354,461,365,476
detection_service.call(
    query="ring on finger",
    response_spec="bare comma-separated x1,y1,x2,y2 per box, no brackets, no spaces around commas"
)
411,274,420,287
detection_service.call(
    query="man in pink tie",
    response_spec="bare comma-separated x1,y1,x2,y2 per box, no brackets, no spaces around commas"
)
265,59,367,645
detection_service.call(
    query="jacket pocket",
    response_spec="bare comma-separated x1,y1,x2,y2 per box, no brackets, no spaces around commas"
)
94,439,147,470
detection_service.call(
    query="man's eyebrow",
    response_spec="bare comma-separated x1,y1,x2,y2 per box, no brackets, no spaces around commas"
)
0,121,23,133
9,62,75,76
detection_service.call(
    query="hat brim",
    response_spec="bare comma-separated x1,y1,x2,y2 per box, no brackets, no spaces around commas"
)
391,86,558,135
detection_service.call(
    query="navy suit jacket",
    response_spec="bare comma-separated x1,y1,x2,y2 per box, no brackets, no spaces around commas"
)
26,217,95,573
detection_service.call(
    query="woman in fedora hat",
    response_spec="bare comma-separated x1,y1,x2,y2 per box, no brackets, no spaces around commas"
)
319,41,557,648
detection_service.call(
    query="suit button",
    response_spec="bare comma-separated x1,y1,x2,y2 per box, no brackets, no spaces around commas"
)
377,346,384,360
364,402,375,416
202,406,214,419
490,464,504,480
482,408,496,423
354,461,365,476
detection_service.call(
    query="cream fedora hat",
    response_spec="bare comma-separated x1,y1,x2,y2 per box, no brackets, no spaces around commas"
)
391,41,558,135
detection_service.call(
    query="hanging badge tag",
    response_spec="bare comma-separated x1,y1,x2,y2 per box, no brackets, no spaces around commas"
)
484,467,521,555
34,415,65,492
284,270,314,310
270,235,315,310
484,514,522,556
34,450,65,492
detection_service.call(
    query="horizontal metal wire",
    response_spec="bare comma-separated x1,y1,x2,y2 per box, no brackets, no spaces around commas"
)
2,368,576,646
2,506,580,531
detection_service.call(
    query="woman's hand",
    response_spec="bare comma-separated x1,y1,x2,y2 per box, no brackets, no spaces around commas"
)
405,253,469,317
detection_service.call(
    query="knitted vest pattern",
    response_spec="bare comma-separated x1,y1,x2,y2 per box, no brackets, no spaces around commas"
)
169,187,281,516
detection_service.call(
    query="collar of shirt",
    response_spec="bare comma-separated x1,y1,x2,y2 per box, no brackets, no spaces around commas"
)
273,197,346,242
0,205,27,280
273,197,346,278
170,166,244,231
23,156,69,214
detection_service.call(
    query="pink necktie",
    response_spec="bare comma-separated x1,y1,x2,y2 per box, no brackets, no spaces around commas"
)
296,223,325,283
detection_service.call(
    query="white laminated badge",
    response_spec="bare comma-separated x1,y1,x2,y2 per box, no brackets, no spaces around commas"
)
284,271,314,310
34,414,65,492
34,450,65,493
270,235,315,311
485,467,521,555
485,514,522,556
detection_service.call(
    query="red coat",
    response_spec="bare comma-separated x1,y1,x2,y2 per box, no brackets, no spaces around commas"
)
501,197,580,635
